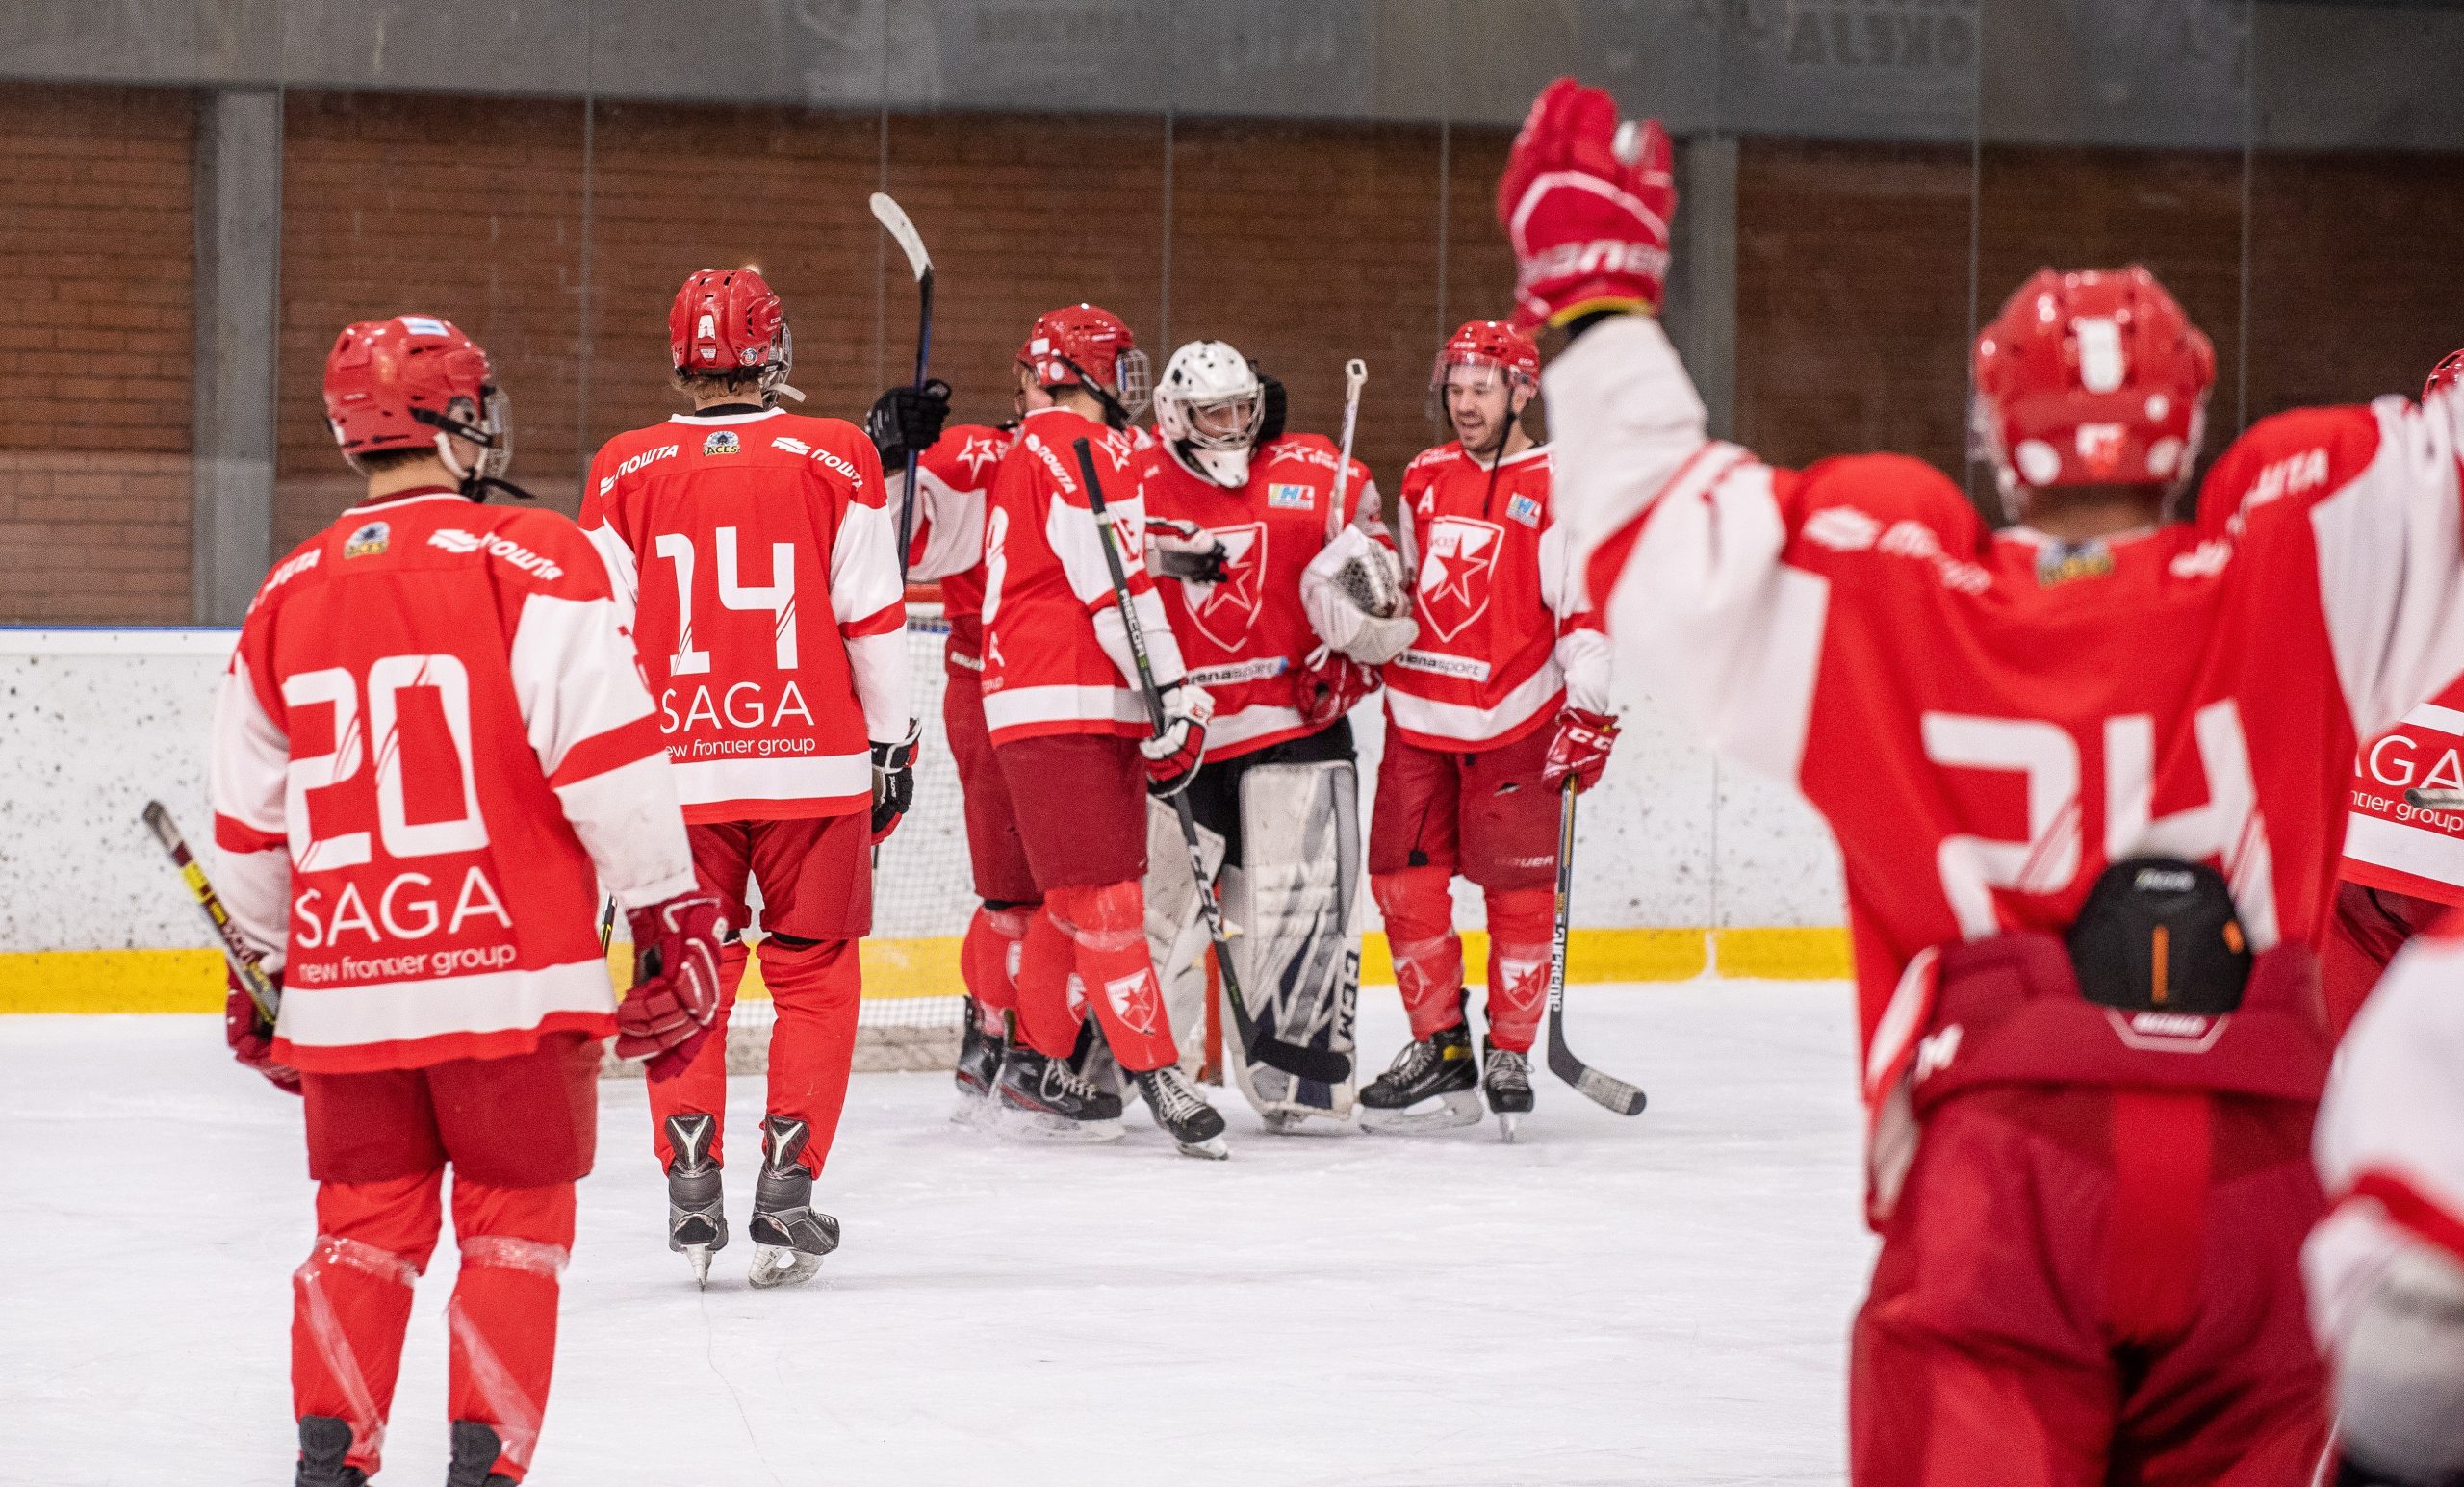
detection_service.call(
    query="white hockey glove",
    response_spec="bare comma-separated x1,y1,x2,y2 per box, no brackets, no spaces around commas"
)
1141,680,1214,798
1302,526,1418,665
1145,517,1231,586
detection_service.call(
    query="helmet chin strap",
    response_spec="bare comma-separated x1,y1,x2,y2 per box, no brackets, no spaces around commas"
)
435,431,536,503
1052,352,1133,431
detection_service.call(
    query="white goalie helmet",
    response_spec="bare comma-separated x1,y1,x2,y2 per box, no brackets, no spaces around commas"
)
1153,340,1266,489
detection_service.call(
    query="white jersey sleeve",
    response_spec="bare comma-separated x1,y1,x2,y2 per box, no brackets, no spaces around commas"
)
205,653,294,970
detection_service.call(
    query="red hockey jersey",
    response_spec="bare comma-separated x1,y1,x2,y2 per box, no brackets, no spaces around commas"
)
2336,677,2464,906
980,405,1190,746
1555,315,2464,1115
580,407,907,823
1385,441,1608,751
209,489,696,1074
1138,433,1378,757
903,422,1016,670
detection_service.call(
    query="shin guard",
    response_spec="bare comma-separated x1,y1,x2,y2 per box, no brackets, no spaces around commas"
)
757,936,861,1177
1051,880,1182,1073
649,938,749,1170
1012,906,1085,1061
1482,887,1555,1055
444,1180,576,1483
1372,865,1466,1041
293,1174,443,1477
961,903,1035,1016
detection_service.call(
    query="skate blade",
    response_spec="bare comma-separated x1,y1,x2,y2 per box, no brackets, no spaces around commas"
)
685,1244,713,1289
1358,1089,1485,1135
951,1087,994,1127
1496,1112,1520,1143
996,1103,1126,1143
1174,1134,1231,1161
747,1245,822,1290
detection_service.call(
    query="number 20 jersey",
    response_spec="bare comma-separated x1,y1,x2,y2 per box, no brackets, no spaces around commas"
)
581,407,902,822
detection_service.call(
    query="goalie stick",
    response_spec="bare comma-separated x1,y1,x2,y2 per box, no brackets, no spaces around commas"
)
1325,357,1368,542
1071,435,1352,1086
870,191,935,584
142,800,279,1022
1546,785,1647,1115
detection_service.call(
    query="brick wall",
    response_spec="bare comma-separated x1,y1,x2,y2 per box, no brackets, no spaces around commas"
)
0,85,194,623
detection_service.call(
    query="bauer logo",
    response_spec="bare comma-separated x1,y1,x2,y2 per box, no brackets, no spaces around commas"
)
703,430,741,457
1506,493,1542,527
1268,482,1314,511
343,521,390,559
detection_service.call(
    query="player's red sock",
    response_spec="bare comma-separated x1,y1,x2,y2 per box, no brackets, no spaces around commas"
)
1482,887,1555,1054
757,936,861,1176
444,1179,575,1483
1012,905,1085,1060
1051,880,1180,1073
649,938,747,1169
293,1172,444,1476
1372,866,1467,1041
962,903,1034,1017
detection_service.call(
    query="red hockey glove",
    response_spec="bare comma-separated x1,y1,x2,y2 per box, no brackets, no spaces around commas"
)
1496,77,1676,329
1141,680,1214,798
871,720,921,845
1292,645,1380,731
617,892,728,1080
224,968,300,1094
1543,706,1620,793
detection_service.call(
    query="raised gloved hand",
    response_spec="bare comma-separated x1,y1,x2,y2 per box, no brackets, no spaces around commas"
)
224,966,300,1094
1141,680,1214,798
1300,526,1418,665
871,720,921,844
617,892,728,1080
864,378,952,469
1542,706,1620,792
1496,77,1676,329
1144,517,1231,586
1293,645,1379,731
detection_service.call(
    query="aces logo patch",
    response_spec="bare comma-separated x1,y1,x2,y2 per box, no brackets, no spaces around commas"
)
343,521,390,559
703,430,741,457
1268,482,1314,511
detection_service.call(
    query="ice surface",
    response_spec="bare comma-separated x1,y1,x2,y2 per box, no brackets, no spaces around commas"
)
1,982,1872,1486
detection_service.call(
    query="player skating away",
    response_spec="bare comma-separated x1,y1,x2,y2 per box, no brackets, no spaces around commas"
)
1138,340,1402,1130
1358,319,1618,1140
2311,348,2464,1038
2306,909,2464,1486
211,317,723,1485
979,304,1230,1158
580,269,916,1288
866,376,1033,1117
1507,77,2464,1481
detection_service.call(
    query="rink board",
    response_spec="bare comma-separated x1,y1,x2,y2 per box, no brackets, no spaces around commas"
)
0,927,1853,1013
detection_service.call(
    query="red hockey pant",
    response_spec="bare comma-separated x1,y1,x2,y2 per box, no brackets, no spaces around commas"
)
1850,1086,2329,1486
1368,724,1559,1054
293,1036,595,1482
649,814,868,1174
944,654,1041,906
2321,878,2448,1040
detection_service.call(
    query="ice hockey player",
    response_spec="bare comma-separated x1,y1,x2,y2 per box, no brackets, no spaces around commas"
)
211,315,723,1485
1357,318,1617,1141
2313,347,2464,1038
864,374,1032,1118
2307,910,2464,1486
978,303,1230,1158
1136,339,1400,1128
580,269,916,1288
1505,75,2464,1480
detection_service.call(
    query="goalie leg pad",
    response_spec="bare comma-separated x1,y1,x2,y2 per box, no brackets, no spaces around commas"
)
1142,796,1227,1078
1373,864,1467,1040
1481,887,1555,1055
1227,759,1364,1121
1050,881,1182,1074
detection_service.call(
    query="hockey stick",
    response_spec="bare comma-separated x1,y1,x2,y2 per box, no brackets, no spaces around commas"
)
142,800,279,1022
870,191,935,585
1071,435,1352,1086
1545,784,1646,1115
1326,357,1368,542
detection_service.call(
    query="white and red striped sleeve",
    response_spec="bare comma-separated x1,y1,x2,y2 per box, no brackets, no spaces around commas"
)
206,640,293,970
500,512,695,909
900,462,988,584
824,435,912,743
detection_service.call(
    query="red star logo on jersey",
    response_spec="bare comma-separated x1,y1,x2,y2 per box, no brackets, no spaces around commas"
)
1418,516,1503,642
1103,968,1162,1036
955,434,1005,482
1184,522,1266,652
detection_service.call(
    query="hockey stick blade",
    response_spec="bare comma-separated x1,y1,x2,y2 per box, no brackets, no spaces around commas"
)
1549,1023,1648,1116
1067,437,1348,1087
143,800,280,1020
1543,787,1646,1115
868,192,932,281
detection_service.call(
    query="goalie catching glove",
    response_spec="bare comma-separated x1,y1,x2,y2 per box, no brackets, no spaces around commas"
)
224,969,300,1094
863,378,952,469
1301,526,1417,665
616,892,728,1079
871,720,921,843
1142,680,1214,798
1497,76,1676,329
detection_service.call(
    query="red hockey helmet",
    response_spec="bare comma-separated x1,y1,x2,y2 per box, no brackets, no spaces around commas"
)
1972,267,2215,511
1430,319,1542,395
1018,304,1152,419
322,315,510,482
670,268,797,403
2427,348,2464,399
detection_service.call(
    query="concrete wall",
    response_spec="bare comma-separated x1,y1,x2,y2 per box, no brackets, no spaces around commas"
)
0,627,1845,957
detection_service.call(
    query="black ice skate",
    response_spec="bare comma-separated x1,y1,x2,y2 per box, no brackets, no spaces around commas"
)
445,1421,518,1486
746,1116,840,1290
294,1415,368,1487
1132,1064,1229,1160
995,1043,1125,1141
1357,1023,1482,1134
952,997,1007,1124
662,1113,727,1289
1482,1038,1535,1142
